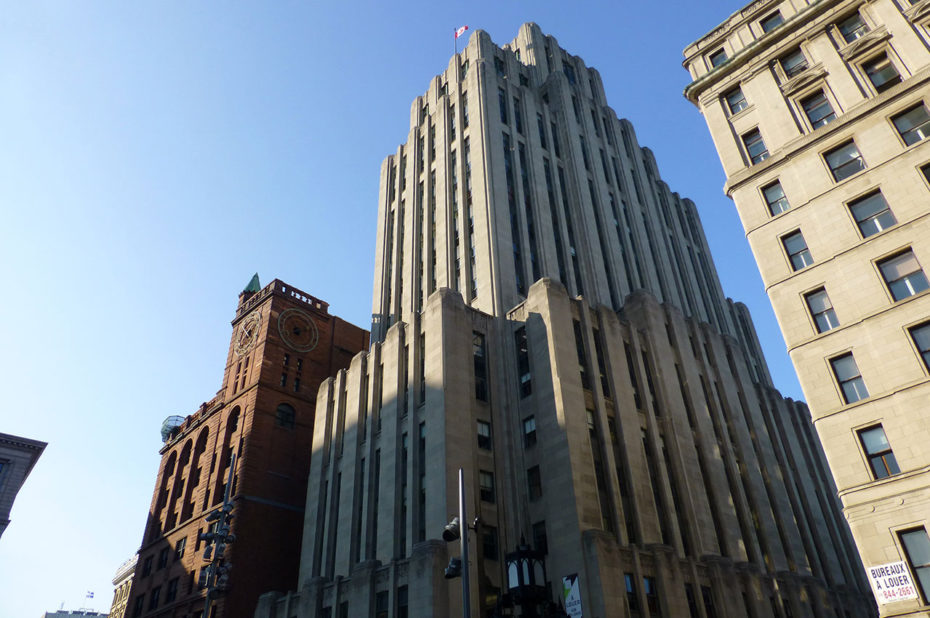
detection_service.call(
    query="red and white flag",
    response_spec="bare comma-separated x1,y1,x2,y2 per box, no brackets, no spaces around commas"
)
455,25,469,39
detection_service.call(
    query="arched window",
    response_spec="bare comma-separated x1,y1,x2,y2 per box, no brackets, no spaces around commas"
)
276,403,296,429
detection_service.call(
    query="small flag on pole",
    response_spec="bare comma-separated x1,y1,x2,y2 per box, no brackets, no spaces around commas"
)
455,25,469,39
86,592,94,599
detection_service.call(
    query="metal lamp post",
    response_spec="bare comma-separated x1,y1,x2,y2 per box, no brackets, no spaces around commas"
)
199,452,237,618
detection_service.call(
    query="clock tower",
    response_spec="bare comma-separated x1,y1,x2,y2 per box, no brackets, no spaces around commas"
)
126,276,368,618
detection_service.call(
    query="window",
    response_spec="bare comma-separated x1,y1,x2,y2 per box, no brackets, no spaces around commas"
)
625,574,640,615
477,420,492,450
801,91,836,129
709,48,727,67
495,57,506,78
825,141,865,181
849,191,896,237
563,62,577,85
166,578,179,603
537,114,547,149
863,54,901,93
858,425,900,479
838,12,869,43
805,288,839,333
892,104,930,145
473,332,489,401
878,250,929,300
724,87,748,115
157,547,169,569
397,586,409,618
742,129,769,164
782,231,813,271
644,577,660,614
479,470,495,503
831,353,869,404
781,48,809,78
762,180,789,215
141,555,153,577
515,326,531,397
523,416,537,448
910,322,930,370
685,584,700,618
533,521,548,554
527,465,542,500
499,89,508,124
132,595,144,618
702,586,717,618
175,537,186,560
482,525,499,560
149,586,161,611
276,403,296,429
513,97,523,134
375,591,389,618
760,11,784,32
900,528,930,601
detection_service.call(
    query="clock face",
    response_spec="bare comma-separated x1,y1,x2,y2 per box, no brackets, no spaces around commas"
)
234,311,262,356
278,308,319,353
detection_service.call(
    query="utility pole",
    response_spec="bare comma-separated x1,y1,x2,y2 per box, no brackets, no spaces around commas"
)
442,468,472,618
199,452,237,618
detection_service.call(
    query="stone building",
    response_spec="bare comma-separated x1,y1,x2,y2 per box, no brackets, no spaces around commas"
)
683,0,930,615
256,24,873,618
125,276,368,618
0,432,46,541
109,554,137,618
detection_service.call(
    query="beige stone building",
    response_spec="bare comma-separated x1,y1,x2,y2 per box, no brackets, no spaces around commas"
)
0,432,46,541
684,0,930,616
256,23,873,618
108,554,137,618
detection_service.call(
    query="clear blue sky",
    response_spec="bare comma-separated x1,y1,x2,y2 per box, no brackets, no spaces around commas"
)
0,1,797,615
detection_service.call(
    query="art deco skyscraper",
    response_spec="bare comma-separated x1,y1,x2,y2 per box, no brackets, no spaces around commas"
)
684,1,930,615
257,24,872,618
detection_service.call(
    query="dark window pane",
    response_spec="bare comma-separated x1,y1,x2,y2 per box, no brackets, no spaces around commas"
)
781,49,809,78
783,231,813,270
831,354,868,403
825,141,865,181
761,12,784,32
805,288,839,333
839,13,869,43
709,49,727,67
879,251,930,300
910,322,930,370
893,104,930,145
743,129,769,164
801,91,836,128
763,181,790,215
864,54,901,92
849,191,896,237
725,87,748,114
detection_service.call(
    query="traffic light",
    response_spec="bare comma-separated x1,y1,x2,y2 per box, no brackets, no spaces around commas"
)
442,517,461,542
444,557,462,579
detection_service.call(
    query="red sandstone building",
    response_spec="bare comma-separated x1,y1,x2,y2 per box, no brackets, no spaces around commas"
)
125,276,368,618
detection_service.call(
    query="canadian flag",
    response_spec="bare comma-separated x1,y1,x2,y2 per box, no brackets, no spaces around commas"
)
455,25,469,39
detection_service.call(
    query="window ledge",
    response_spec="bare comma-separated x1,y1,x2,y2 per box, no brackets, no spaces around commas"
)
838,463,930,499
728,103,756,123
780,62,827,98
905,0,930,24
839,26,891,63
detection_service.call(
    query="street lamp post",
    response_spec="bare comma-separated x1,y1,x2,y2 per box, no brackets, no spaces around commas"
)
199,452,237,618
442,468,472,618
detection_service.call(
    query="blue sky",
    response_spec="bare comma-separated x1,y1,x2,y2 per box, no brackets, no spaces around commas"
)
0,1,797,615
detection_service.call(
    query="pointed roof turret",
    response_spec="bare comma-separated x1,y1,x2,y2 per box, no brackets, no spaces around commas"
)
243,273,261,294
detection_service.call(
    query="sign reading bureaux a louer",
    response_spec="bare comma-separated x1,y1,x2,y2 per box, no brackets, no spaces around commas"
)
866,561,918,605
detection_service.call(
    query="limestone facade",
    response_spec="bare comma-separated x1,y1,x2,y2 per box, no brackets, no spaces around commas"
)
684,1,930,616
256,23,873,618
